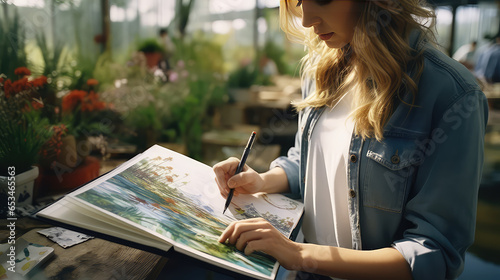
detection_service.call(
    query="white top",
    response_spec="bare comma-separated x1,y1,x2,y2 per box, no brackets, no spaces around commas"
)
302,91,354,249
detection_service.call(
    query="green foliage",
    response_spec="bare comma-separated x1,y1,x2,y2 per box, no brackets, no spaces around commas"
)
167,74,226,159
261,41,288,75
227,64,258,89
0,110,53,176
32,32,68,124
0,67,54,175
91,51,142,90
138,38,165,53
125,104,162,131
64,109,116,140
161,35,227,159
92,52,120,87
172,32,225,74
0,10,27,78
32,29,96,93
68,53,100,90
35,31,66,78
124,104,162,151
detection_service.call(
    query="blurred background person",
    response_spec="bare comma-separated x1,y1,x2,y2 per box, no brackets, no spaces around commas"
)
158,28,176,78
453,40,477,70
475,33,500,84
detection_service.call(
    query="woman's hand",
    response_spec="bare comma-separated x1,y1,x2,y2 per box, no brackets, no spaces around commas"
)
213,157,265,198
218,218,303,270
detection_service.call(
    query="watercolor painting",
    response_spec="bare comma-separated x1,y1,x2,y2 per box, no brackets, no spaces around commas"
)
73,147,303,278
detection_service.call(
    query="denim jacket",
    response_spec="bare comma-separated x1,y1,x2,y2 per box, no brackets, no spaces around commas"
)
270,32,489,280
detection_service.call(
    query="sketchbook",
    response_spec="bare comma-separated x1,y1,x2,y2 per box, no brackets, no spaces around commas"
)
36,145,303,280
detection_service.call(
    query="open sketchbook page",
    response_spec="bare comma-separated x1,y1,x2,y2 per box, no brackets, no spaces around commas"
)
47,145,303,280
37,198,173,252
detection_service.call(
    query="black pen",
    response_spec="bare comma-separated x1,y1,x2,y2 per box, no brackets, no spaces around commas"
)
223,131,256,214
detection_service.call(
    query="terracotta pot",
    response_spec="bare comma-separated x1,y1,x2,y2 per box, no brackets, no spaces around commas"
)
144,52,162,69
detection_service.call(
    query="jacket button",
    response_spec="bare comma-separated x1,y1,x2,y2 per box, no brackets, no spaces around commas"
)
349,190,356,198
350,154,357,163
391,155,400,164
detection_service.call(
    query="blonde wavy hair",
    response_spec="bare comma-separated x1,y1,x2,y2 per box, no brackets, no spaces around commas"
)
280,0,436,140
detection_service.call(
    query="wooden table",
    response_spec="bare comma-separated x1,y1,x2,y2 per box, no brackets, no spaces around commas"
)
0,216,256,280
0,218,167,280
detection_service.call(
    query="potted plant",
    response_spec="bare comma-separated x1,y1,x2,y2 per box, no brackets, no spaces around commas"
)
61,79,111,167
0,67,54,209
227,62,258,103
138,38,165,69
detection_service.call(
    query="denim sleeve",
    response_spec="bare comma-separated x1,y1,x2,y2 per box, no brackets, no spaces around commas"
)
393,90,489,280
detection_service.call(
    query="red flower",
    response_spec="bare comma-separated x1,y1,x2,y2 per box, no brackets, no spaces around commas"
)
0,77,4,83
87,79,99,86
79,91,106,112
14,67,31,76
81,102,91,112
62,90,86,112
31,76,48,88
12,77,31,94
40,124,68,160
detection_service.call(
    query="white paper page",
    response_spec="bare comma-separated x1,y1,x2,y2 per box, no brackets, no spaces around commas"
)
37,198,172,252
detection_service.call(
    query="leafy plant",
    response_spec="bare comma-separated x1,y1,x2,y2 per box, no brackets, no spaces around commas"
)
167,74,226,159
138,39,165,53
61,79,112,139
0,68,53,175
32,31,68,125
92,52,129,89
261,41,288,76
126,104,162,131
35,31,66,78
160,35,227,159
227,64,258,89
0,9,28,78
124,104,162,151
0,111,53,176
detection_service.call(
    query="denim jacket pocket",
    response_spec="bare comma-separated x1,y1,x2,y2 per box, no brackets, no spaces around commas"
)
363,138,422,213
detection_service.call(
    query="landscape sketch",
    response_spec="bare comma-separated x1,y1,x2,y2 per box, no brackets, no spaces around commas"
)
71,145,303,278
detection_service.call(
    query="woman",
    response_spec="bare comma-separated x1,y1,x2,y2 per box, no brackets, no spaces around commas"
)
214,0,488,279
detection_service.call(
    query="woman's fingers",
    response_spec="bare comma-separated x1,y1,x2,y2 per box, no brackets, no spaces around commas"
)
235,228,271,251
244,239,269,256
219,219,302,269
215,176,228,198
219,218,270,244
213,157,240,195
213,157,263,197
